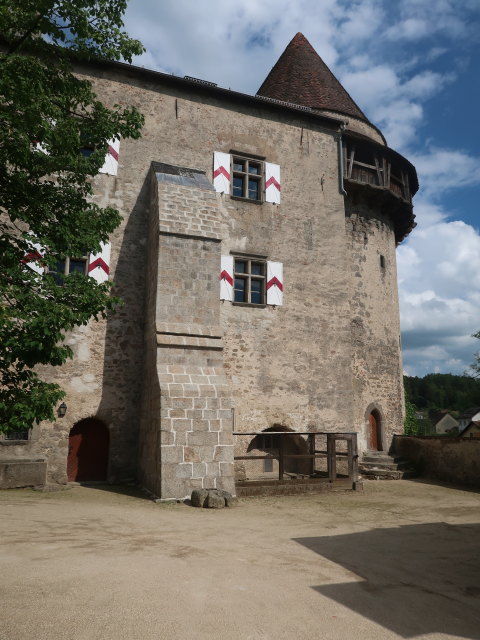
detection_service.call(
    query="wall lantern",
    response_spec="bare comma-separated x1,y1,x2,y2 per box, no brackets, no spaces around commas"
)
57,402,67,418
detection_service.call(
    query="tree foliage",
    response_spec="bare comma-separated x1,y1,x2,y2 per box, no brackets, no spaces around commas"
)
404,373,480,413
0,1,144,431
403,389,419,436
465,331,480,379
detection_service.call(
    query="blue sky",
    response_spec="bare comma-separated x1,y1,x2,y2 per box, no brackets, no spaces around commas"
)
123,0,480,377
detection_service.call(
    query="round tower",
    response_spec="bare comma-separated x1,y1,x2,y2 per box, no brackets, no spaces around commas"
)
258,33,418,451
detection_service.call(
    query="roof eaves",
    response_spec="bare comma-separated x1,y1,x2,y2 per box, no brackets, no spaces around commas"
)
82,57,345,130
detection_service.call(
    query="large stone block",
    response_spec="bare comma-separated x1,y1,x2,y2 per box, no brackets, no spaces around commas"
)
187,432,219,447
0,460,47,489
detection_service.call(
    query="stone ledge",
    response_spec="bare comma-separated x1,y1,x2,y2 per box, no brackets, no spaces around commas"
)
159,227,222,242
156,323,223,338
157,334,223,350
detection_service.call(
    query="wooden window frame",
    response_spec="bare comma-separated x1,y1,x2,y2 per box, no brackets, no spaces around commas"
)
231,155,264,202
233,256,266,305
3,430,30,441
48,254,89,282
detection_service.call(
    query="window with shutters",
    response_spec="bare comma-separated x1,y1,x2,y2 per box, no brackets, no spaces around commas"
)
234,257,266,304
213,151,281,204
232,155,263,201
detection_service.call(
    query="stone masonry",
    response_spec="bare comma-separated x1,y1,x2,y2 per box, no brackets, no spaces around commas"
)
138,165,235,499
0,34,417,496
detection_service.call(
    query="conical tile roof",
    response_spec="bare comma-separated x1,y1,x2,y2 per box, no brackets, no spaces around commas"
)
257,33,368,122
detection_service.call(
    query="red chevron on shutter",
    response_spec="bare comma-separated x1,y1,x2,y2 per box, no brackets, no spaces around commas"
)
266,261,283,305
220,255,234,301
88,257,110,275
265,163,281,204
265,176,281,192
220,270,234,286
213,152,231,194
266,275,283,291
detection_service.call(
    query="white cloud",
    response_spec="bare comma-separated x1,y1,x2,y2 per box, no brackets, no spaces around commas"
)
388,0,475,41
386,18,430,41
398,217,480,375
411,148,480,198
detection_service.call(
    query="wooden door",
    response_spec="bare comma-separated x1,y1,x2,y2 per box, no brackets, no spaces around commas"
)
67,419,109,481
369,412,379,450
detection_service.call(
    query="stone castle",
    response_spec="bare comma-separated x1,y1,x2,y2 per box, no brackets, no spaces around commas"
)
0,33,417,498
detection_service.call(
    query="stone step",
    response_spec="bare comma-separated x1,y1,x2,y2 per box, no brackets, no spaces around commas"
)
362,454,405,464
359,468,417,481
360,460,411,471
359,453,417,481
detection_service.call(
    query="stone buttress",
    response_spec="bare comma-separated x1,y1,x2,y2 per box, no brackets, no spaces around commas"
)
138,163,235,500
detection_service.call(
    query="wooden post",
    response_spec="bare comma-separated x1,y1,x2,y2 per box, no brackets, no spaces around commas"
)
374,156,383,186
308,434,315,475
327,434,336,482
347,436,354,480
278,436,284,480
352,432,359,483
348,147,355,178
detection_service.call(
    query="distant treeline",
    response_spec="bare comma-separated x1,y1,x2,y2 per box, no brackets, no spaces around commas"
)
404,373,480,413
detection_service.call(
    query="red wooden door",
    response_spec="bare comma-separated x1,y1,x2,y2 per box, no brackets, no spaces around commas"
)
369,413,379,450
67,419,109,481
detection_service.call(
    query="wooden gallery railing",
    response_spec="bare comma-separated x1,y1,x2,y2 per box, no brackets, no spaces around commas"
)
342,143,411,203
233,431,359,487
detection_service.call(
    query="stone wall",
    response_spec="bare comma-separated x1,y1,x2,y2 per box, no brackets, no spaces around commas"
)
346,202,405,451
394,435,480,488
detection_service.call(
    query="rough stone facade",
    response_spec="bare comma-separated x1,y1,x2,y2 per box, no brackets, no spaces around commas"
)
0,37,417,498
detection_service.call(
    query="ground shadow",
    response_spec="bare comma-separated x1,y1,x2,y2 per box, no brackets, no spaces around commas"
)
294,522,480,639
74,482,152,501
406,475,480,495
96,173,153,484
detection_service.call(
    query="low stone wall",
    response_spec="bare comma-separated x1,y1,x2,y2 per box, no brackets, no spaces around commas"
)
393,435,480,488
0,459,47,489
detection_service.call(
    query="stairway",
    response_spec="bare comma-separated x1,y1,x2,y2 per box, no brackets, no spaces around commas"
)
359,451,417,480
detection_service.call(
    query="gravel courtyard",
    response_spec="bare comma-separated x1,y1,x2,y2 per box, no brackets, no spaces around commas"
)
1,480,479,640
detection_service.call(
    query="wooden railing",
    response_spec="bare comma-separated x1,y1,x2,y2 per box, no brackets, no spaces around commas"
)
343,143,411,203
233,431,359,484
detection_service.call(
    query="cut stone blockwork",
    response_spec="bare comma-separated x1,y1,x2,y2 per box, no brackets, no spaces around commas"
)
138,163,235,500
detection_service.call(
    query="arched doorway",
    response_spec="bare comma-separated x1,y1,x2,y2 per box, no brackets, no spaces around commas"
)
248,425,310,476
67,418,109,481
368,410,383,451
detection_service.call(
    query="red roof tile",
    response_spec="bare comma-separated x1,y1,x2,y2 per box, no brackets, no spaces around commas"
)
257,33,368,122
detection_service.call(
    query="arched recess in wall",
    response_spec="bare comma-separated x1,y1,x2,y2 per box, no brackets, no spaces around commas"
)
247,424,310,475
365,404,384,451
67,417,110,482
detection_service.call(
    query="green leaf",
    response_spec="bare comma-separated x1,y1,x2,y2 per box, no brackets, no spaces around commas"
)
0,0,143,433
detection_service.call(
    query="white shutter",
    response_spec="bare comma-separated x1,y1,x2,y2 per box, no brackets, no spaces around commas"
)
88,242,111,283
34,118,56,155
265,162,281,204
23,241,44,275
213,152,231,194
220,255,234,301
266,261,283,306
99,139,120,176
